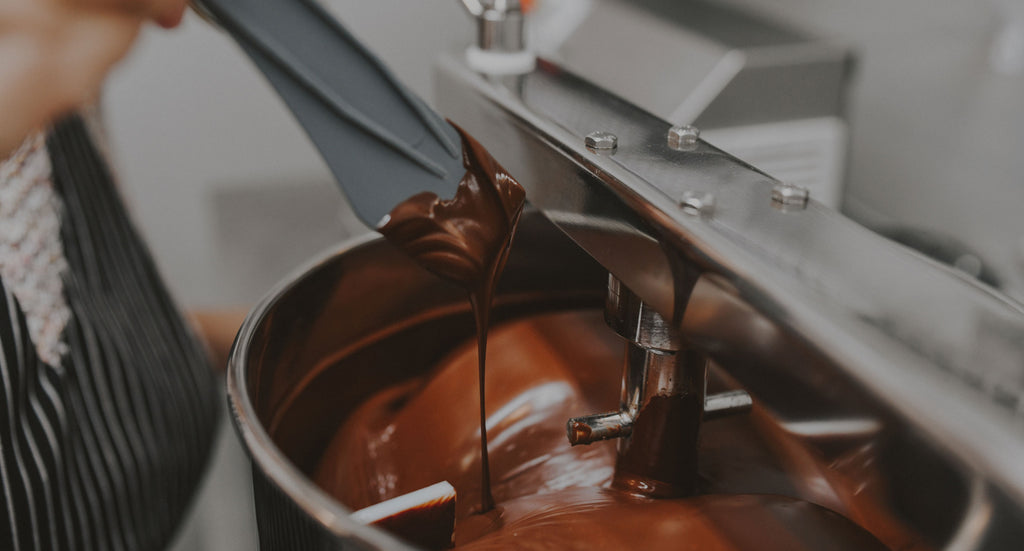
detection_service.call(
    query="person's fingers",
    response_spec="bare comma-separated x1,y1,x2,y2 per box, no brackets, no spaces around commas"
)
60,0,187,28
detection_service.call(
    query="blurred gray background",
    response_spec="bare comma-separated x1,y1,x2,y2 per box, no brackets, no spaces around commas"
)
97,1,1023,548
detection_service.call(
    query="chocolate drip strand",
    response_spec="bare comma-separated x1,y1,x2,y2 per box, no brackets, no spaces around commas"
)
379,122,526,513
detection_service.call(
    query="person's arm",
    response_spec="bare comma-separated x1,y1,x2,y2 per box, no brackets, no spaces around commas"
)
189,309,248,372
0,0,187,157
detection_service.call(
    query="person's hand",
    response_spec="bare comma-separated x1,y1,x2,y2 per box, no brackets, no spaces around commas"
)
0,0,188,157
189,308,248,372
66,0,188,29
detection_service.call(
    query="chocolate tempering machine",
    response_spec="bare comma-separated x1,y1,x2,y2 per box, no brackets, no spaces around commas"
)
194,1,1024,549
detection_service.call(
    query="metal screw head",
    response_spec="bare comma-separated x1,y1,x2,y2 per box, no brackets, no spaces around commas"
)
771,182,810,210
680,191,715,217
585,131,618,153
953,254,983,278
667,125,700,151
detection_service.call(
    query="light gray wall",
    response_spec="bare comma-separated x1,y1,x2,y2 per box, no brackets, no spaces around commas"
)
716,0,1024,298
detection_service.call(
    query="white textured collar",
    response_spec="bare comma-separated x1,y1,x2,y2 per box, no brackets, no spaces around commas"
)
0,132,71,365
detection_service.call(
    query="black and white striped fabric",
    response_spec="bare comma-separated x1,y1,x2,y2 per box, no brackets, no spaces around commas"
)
0,116,220,550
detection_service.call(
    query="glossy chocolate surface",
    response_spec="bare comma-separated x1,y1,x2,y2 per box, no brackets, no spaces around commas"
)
316,311,924,550
456,491,889,551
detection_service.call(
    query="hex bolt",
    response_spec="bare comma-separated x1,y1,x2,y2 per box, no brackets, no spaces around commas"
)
668,125,700,151
680,190,715,217
771,182,810,210
585,131,618,153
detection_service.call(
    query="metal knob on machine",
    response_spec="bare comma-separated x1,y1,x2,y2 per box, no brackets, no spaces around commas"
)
458,0,535,74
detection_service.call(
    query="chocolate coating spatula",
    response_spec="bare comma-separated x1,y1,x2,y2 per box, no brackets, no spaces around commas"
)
191,0,465,227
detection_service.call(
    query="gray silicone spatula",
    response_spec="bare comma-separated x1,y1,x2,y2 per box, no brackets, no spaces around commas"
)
191,0,465,227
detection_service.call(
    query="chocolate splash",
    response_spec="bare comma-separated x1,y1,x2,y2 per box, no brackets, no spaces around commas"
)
378,123,526,513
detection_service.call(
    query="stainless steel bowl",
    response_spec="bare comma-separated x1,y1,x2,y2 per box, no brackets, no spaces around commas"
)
226,213,605,550
228,213,1024,550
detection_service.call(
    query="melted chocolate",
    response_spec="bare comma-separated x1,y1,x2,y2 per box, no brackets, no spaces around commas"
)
456,490,890,551
614,393,704,497
316,312,926,550
612,347,707,498
315,312,622,523
377,123,526,513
